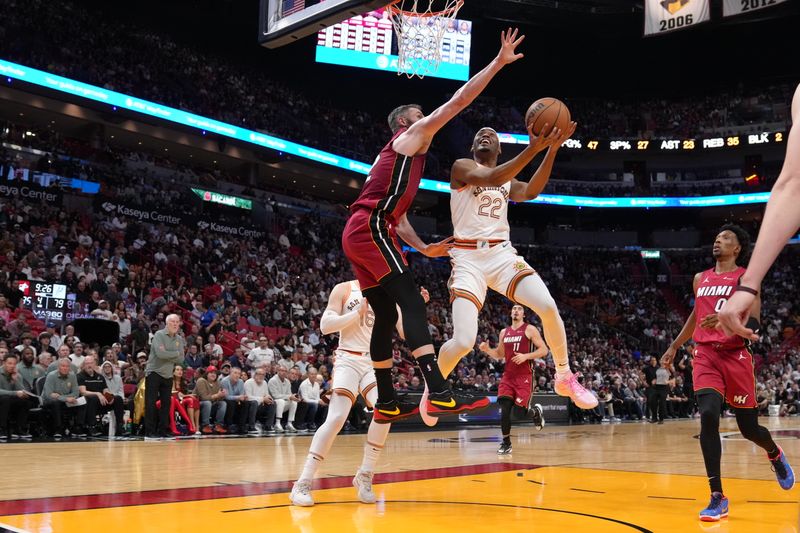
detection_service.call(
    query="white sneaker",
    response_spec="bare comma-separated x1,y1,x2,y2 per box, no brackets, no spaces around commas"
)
353,470,376,504
286,423,298,433
290,479,314,507
273,422,284,433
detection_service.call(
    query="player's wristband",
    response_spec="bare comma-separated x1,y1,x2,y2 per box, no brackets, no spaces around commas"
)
736,285,759,296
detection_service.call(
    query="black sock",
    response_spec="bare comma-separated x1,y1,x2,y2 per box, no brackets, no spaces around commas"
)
709,476,723,494
416,353,447,393
767,447,781,460
503,435,511,445
374,368,396,404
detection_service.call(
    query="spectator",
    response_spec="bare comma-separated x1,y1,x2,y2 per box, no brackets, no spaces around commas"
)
184,344,204,370
247,337,274,372
220,366,249,435
49,346,79,374
244,368,276,434
69,343,86,369
204,334,223,358
91,300,113,320
297,366,322,431
268,366,297,433
194,366,227,434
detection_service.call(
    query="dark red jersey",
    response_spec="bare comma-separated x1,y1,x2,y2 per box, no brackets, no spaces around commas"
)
501,323,533,378
693,266,747,347
349,128,426,225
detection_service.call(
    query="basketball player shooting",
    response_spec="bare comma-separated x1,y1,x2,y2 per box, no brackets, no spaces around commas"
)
479,304,547,455
420,121,598,427
291,280,429,507
342,28,527,423
661,225,794,522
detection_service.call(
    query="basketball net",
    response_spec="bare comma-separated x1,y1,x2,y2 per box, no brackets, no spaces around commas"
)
387,0,464,79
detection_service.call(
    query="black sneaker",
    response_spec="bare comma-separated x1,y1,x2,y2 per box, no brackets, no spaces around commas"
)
497,441,512,455
0,434,7,442
53,432,63,440
372,399,419,424
426,390,490,418
528,402,545,431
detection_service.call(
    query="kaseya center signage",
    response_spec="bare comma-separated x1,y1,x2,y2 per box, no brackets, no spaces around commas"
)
96,199,266,240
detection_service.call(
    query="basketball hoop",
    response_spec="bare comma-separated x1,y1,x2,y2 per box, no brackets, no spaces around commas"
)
387,0,464,79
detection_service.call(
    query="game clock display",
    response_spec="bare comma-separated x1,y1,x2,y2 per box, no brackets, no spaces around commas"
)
18,281,71,324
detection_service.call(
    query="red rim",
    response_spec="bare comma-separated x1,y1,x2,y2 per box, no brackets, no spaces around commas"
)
387,0,463,18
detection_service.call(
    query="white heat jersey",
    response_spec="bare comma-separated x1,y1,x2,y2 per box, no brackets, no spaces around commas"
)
336,281,373,354
450,179,511,241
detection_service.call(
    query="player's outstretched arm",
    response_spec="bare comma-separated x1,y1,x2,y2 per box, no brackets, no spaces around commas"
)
393,28,525,157
510,122,577,202
661,273,700,368
451,126,560,189
320,282,359,335
395,214,454,257
719,84,800,337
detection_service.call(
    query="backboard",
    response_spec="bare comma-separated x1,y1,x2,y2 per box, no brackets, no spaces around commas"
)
260,0,391,48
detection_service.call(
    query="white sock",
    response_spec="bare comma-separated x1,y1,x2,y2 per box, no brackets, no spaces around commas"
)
298,393,351,481
512,275,571,376
360,423,390,472
437,298,480,378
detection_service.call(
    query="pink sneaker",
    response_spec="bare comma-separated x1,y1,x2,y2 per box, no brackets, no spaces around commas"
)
419,385,438,427
554,372,598,409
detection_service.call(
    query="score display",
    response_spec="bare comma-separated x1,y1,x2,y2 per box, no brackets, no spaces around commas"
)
315,8,472,81
18,281,74,325
498,131,786,152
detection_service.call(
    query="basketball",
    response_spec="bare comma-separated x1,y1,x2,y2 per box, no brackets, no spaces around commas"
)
525,97,571,137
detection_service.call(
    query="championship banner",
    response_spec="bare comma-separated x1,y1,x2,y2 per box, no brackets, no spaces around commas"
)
644,0,710,36
723,0,787,17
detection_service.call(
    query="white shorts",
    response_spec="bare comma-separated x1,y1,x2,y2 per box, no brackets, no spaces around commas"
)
332,350,377,406
447,242,536,309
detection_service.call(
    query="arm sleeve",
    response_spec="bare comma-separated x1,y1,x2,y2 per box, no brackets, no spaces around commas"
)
320,309,360,335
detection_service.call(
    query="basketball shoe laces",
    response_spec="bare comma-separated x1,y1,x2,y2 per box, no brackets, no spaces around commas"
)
295,479,312,496
356,470,374,493
771,454,788,479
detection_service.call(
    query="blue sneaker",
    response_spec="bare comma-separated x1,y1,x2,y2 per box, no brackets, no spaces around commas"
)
699,492,728,522
769,446,795,490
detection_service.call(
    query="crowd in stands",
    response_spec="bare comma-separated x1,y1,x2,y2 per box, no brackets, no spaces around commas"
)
1,117,799,441
0,0,793,195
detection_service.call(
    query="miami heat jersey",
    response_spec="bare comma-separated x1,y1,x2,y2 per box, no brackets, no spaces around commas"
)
501,323,533,377
349,128,426,225
450,177,511,241
337,281,373,354
693,266,747,347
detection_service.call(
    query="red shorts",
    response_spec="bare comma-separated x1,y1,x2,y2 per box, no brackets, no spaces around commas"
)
498,373,534,408
693,343,757,409
342,209,408,289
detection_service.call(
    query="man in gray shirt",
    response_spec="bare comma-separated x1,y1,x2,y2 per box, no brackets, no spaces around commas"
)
145,314,185,440
43,357,84,438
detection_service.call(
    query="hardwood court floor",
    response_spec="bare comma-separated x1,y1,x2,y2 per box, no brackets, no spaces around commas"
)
0,417,798,532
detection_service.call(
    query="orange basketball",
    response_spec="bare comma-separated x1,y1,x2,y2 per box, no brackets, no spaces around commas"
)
525,97,571,136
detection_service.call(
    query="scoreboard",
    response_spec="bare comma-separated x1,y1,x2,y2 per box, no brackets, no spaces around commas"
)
498,131,787,152
18,281,72,325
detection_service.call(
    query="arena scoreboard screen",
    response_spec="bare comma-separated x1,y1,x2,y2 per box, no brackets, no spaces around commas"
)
315,8,472,80
18,281,72,325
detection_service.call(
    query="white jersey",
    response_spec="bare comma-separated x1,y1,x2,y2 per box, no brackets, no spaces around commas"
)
337,281,373,354
450,178,511,241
